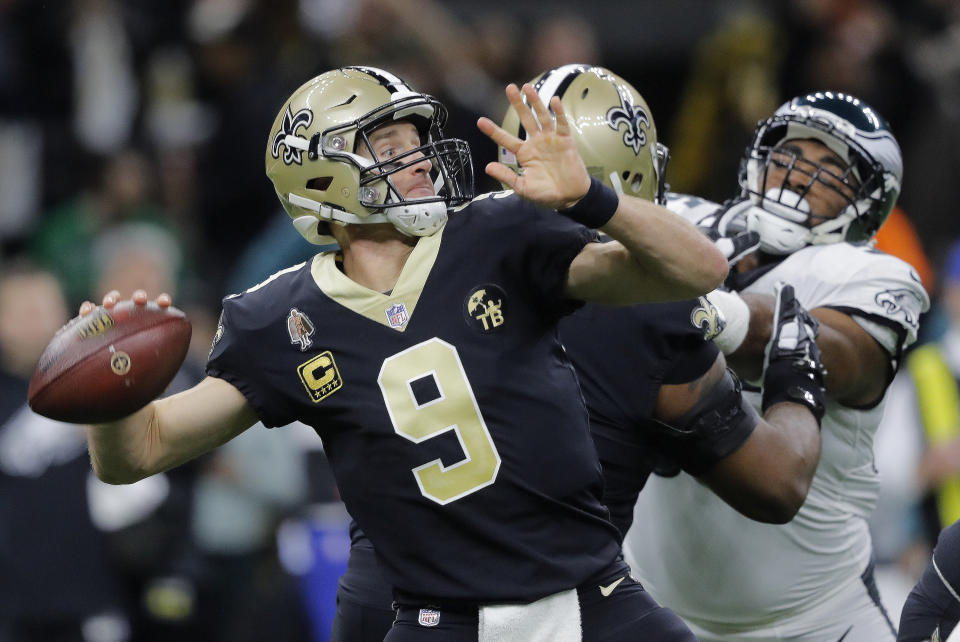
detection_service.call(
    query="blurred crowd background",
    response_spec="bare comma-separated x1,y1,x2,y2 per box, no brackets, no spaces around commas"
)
2,0,960,640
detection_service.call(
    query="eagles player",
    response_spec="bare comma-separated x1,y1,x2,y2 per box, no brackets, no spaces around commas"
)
899,519,960,642
628,92,930,641
82,66,728,641
330,65,828,641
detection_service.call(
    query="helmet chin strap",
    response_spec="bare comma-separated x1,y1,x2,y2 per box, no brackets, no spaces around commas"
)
288,193,390,226
745,210,812,255
745,189,814,255
380,173,448,237
607,171,625,195
287,192,446,241
746,188,859,254
385,200,448,237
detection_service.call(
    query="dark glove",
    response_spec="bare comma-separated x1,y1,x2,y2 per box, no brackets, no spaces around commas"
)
696,199,761,266
761,282,826,422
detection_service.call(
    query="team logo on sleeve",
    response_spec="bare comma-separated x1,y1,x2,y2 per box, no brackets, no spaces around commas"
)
690,296,725,340
297,351,342,403
287,308,316,351
385,303,409,330
271,105,313,165
465,285,507,332
875,288,923,329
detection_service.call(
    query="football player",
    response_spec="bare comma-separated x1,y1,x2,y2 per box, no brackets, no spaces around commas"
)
82,66,728,641
330,65,828,642
628,92,930,641
899,519,960,642
521,66,825,535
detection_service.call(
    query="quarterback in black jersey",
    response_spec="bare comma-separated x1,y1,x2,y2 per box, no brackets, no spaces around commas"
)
328,66,827,641
81,66,727,641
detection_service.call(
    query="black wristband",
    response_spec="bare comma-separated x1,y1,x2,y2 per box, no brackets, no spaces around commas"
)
557,177,620,228
762,358,826,423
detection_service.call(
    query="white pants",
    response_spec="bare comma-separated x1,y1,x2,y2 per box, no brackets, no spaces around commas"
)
683,570,897,642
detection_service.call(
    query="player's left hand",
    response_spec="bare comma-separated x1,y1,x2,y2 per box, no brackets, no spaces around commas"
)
477,83,590,210
697,200,761,266
706,229,760,266
761,282,826,420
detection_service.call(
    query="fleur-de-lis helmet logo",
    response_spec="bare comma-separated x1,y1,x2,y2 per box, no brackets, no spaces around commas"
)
271,105,313,165
605,89,650,155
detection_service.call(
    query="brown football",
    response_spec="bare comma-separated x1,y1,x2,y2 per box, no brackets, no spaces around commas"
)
27,301,192,423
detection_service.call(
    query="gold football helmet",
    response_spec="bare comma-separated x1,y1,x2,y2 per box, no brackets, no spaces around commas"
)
265,66,474,245
498,64,669,203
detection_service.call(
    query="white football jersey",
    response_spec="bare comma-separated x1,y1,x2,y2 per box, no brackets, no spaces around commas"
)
664,191,721,224
625,200,930,631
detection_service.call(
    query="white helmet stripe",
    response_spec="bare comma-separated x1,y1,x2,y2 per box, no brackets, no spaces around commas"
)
346,66,434,122
344,65,412,93
533,64,587,103
518,64,587,139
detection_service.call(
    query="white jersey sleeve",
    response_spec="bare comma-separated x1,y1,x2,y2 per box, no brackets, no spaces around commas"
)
741,243,929,364
663,192,721,225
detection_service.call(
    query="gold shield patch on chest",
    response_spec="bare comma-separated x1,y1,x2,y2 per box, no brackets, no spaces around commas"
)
464,284,507,332
297,350,343,402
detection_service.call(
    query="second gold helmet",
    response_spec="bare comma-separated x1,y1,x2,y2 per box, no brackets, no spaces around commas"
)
499,64,669,203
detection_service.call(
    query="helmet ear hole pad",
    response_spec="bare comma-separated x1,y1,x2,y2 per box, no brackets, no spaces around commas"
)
306,176,333,191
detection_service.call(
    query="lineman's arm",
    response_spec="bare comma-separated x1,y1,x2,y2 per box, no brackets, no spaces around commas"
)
655,355,821,523
478,83,728,305
699,399,820,523
726,295,890,406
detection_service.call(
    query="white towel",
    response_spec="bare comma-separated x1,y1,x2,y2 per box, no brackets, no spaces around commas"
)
478,588,581,642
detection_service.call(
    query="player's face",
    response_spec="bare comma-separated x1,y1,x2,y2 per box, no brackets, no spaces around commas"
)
359,121,436,200
762,138,859,224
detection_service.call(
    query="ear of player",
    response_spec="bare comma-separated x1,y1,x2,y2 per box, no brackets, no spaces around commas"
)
761,282,827,422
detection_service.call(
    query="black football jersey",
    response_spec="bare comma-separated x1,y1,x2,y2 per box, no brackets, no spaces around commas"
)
899,519,960,642
207,192,622,603
559,297,754,536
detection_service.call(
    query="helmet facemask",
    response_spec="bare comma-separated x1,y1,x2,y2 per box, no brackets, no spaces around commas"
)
331,96,473,233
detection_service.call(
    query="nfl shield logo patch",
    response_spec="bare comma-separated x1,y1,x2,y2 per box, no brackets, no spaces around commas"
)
385,302,409,330
418,608,440,627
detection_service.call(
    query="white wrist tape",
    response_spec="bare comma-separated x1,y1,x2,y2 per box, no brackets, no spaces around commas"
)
706,289,750,354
